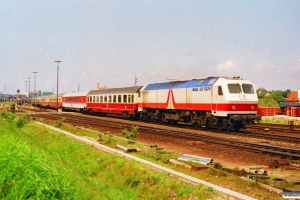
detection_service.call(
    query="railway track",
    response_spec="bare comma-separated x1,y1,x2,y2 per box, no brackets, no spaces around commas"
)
31,112,300,160
247,122,300,133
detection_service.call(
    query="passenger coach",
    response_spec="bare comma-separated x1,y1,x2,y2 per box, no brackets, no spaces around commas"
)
40,94,63,109
62,92,88,112
86,86,142,118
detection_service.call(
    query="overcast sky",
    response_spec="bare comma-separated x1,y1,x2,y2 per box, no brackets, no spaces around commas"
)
1,0,299,94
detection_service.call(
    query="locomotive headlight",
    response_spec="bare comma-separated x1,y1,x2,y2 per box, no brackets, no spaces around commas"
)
232,106,236,111
251,106,255,111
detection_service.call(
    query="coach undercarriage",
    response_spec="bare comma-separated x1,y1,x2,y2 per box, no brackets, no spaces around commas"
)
138,109,259,131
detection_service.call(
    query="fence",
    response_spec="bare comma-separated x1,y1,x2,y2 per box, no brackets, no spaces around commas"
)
257,107,279,116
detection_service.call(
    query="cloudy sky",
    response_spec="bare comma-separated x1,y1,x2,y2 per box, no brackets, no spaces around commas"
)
1,0,299,94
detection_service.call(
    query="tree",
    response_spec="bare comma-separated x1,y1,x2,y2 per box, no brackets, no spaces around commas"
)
269,91,285,104
256,87,268,98
281,89,291,98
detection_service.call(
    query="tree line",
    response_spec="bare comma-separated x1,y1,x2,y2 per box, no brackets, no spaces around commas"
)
256,88,292,107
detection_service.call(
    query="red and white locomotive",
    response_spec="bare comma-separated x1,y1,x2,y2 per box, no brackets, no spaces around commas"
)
138,76,260,131
33,76,260,130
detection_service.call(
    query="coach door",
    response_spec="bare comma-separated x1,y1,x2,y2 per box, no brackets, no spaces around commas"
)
211,86,219,115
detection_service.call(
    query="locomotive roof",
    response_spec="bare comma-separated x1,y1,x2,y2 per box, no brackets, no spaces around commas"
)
87,86,143,95
143,77,219,90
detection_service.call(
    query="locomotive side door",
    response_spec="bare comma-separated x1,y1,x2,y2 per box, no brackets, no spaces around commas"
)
211,86,218,116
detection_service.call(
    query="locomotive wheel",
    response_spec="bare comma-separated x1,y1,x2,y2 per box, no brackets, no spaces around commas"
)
234,126,240,131
192,123,199,128
146,115,151,122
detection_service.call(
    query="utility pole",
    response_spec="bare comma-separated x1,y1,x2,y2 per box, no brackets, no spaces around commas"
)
55,60,62,111
25,81,28,96
33,72,38,110
28,77,31,103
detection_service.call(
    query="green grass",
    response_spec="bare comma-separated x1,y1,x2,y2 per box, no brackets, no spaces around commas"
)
0,112,218,200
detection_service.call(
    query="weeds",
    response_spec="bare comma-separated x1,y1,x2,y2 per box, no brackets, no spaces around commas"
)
16,114,30,128
122,125,139,140
55,117,66,127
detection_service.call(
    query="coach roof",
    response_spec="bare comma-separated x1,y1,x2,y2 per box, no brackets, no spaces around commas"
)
87,86,143,95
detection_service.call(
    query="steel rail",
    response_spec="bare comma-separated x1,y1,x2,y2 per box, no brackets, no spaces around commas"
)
31,113,300,159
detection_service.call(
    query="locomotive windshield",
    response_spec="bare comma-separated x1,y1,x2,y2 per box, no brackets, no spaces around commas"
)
242,84,254,94
228,84,242,93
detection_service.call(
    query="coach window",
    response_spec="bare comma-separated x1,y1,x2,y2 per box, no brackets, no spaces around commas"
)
96,96,99,102
100,96,103,102
131,95,134,103
242,84,254,94
118,95,121,103
93,96,95,102
128,95,131,103
108,95,111,102
104,95,107,102
123,95,127,103
228,84,241,93
113,95,116,103
218,86,223,95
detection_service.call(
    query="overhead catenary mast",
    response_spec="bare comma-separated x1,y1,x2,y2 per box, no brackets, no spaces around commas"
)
134,76,138,86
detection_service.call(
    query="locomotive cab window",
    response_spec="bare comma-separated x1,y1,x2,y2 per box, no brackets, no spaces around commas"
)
228,84,242,93
242,84,254,94
218,86,223,95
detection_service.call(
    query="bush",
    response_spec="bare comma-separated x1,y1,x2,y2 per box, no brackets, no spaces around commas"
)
122,125,139,140
16,114,30,128
56,118,66,127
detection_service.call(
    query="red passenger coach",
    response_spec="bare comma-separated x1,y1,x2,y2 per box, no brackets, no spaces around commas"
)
86,86,142,118
62,92,88,112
